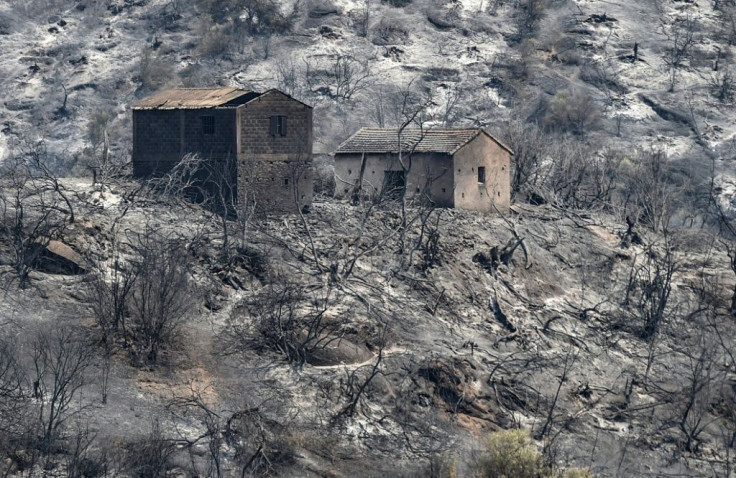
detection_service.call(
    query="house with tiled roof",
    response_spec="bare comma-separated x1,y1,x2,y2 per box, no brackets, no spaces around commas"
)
333,128,512,212
132,88,313,215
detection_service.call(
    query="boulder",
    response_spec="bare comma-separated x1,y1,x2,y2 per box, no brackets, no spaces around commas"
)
306,337,373,366
31,240,89,275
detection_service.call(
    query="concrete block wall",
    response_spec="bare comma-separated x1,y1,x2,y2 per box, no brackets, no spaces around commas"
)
132,108,237,177
238,90,312,157
237,90,314,214
239,159,313,215
132,110,182,176
182,109,237,160
131,89,314,215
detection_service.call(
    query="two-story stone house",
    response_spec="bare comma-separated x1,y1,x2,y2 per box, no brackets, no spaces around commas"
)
132,87,313,214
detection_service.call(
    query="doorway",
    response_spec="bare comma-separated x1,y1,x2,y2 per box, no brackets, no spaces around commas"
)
382,170,405,199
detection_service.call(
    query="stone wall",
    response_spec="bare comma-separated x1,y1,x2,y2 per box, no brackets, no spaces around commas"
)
334,152,454,206
452,133,511,212
334,133,511,213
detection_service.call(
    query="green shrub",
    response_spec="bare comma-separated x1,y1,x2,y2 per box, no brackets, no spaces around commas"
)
561,469,594,478
439,429,596,478
474,429,549,478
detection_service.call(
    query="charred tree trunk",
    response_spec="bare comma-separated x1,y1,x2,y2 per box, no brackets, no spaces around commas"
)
351,153,367,206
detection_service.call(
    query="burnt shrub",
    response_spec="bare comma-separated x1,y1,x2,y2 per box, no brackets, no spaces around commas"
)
372,17,409,45
382,0,412,6
125,421,176,478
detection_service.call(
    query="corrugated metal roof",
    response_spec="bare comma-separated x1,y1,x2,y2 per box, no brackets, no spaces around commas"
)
334,128,513,155
132,87,255,110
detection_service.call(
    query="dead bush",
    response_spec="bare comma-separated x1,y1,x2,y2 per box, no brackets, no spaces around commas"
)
515,0,548,41
382,0,412,6
620,149,689,234
196,23,232,59
542,89,600,137
224,281,347,367
138,47,174,92
201,0,295,35
710,68,735,102
128,227,194,365
313,155,336,197
0,139,75,288
30,328,93,452
125,420,176,478
372,17,409,45
0,339,27,456
350,0,370,37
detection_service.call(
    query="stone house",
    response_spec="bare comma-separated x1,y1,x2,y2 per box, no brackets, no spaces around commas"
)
333,128,513,212
132,87,313,214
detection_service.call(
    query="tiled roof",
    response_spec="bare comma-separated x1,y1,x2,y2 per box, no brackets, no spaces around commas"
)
132,87,258,110
334,128,513,155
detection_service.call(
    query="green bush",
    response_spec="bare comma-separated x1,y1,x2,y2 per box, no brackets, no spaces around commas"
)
439,429,595,478
475,429,548,478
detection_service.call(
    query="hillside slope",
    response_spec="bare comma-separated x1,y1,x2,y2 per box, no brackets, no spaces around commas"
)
0,179,734,476
0,0,734,161
1,0,736,476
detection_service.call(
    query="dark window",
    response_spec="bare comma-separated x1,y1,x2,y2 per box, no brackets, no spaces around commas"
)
442,188,446,193
478,166,486,183
283,177,290,186
269,115,287,136
201,116,215,135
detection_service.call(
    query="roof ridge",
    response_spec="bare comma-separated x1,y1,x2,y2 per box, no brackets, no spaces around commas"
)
132,87,257,110
335,127,493,155
171,87,242,90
